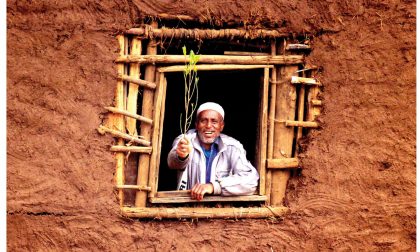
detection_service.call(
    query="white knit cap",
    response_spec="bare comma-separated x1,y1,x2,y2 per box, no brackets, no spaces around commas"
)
196,102,225,119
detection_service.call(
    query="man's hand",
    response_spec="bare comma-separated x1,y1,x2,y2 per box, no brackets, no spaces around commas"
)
176,137,192,159
191,183,214,201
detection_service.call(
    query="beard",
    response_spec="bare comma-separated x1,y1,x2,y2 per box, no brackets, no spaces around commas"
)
197,131,217,145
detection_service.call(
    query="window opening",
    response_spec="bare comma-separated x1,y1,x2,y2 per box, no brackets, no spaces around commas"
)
159,69,261,191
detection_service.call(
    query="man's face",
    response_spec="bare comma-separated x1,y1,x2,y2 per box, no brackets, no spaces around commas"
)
195,110,224,149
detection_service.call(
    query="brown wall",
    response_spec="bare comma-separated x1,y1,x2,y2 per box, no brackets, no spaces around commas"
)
7,0,415,250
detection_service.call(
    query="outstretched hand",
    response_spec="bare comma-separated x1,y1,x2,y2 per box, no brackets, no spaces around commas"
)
176,136,192,159
191,183,214,201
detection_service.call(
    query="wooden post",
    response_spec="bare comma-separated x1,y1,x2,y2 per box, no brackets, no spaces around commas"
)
294,76,306,157
307,70,322,122
126,37,142,136
271,39,298,206
147,73,166,198
135,22,158,207
266,40,277,204
257,67,269,196
115,35,126,206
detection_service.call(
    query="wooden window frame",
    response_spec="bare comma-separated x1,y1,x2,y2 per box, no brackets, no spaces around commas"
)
148,65,271,204
98,24,322,219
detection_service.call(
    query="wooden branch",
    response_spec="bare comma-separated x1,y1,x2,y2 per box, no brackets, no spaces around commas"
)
286,44,311,50
110,146,152,154
159,64,274,73
121,206,289,219
285,120,319,128
150,194,267,204
115,185,151,191
116,54,304,65
311,99,322,106
119,74,156,89
291,76,321,86
104,107,153,125
267,158,299,169
98,125,151,146
224,51,270,56
126,25,290,39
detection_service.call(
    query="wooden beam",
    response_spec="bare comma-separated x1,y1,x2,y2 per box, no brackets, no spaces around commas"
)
114,35,126,206
116,54,304,65
271,50,298,206
121,206,289,219
152,76,168,197
291,76,321,86
267,158,299,169
126,37,142,136
148,73,166,198
150,195,267,204
118,74,156,89
104,107,153,125
257,67,269,196
266,40,277,204
295,78,306,156
159,64,273,73
98,125,151,146
135,21,158,207
126,25,290,39
110,146,152,154
115,185,151,191
285,120,319,128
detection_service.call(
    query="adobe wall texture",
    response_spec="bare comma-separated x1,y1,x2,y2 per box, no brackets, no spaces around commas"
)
7,0,415,250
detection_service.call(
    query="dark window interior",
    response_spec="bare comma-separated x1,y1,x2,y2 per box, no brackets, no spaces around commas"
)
158,69,262,191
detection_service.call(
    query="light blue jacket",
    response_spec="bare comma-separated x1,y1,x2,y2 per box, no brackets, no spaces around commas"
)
167,129,259,196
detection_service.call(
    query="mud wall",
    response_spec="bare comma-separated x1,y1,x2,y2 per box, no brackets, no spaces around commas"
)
7,0,416,250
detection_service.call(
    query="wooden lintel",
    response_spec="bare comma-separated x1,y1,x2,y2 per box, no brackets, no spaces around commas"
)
267,158,299,169
115,185,151,191
311,99,322,106
104,107,153,125
98,125,151,146
291,76,321,86
126,25,290,39
285,120,319,128
110,146,152,154
286,44,311,50
121,206,289,219
116,55,304,65
119,75,157,89
159,64,273,73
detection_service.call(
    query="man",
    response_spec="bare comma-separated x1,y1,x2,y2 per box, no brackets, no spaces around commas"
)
167,102,259,201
